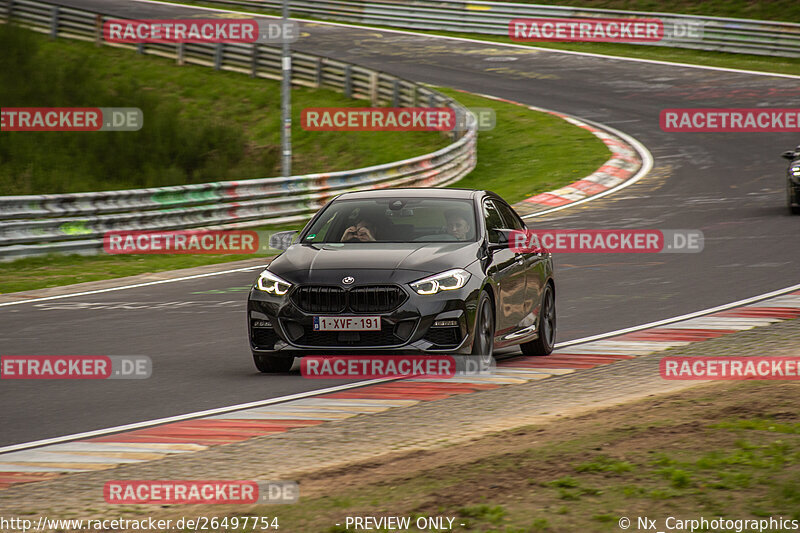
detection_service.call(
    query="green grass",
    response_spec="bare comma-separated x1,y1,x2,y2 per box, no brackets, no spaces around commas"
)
163,0,800,77
458,504,507,524
0,23,450,195
713,418,800,434
575,455,636,474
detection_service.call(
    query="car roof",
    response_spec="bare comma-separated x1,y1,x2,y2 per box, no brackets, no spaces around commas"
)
334,188,489,201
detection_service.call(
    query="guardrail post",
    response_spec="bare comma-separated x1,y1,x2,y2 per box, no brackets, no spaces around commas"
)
214,43,223,70
411,85,417,106
370,72,379,105
95,14,102,47
315,58,323,88
392,79,400,107
177,42,185,66
137,42,144,55
343,65,352,98
50,5,59,39
6,0,13,22
250,44,259,77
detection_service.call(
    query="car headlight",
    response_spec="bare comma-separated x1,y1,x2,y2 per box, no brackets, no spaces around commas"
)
791,166,800,177
256,269,292,295
410,269,471,295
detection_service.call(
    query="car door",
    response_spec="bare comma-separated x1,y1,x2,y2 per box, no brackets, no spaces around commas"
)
495,200,545,332
483,199,527,338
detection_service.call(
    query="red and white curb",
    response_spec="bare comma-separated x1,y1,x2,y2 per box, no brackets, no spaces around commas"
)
453,90,647,218
1,290,799,491
516,110,641,216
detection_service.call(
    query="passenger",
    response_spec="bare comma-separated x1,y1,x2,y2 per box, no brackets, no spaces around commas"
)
341,218,378,242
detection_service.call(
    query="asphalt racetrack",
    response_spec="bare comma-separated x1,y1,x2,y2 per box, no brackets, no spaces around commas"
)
1,0,799,447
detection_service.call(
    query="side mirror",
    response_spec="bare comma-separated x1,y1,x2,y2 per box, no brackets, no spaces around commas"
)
486,229,513,251
269,230,298,251
782,151,797,160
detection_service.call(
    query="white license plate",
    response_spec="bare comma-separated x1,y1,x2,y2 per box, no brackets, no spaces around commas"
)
313,316,381,331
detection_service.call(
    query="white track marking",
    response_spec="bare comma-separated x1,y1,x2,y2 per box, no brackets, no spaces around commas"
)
0,451,145,464
210,412,353,421
0,378,394,454
0,465,87,472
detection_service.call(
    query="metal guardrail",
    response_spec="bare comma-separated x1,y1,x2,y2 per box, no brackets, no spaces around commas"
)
199,0,800,58
0,0,477,260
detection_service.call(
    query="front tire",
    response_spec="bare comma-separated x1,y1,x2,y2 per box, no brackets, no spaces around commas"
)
253,352,294,373
521,283,556,356
471,291,495,357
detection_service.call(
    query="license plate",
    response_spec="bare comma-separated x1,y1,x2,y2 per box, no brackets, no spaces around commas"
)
313,316,381,331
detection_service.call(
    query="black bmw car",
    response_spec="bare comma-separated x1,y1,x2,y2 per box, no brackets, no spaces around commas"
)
782,146,800,215
247,188,555,373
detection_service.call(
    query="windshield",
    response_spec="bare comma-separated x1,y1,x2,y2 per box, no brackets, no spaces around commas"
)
301,198,477,244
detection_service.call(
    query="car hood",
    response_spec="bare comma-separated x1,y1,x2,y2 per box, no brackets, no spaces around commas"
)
267,242,481,283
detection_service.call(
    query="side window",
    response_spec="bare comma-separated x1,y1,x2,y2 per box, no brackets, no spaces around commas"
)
483,200,505,243
495,201,526,231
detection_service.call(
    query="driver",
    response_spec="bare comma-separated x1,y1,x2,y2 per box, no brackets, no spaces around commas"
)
444,209,472,240
341,218,378,242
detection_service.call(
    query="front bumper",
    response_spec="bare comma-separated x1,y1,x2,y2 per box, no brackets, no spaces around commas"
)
248,283,481,357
